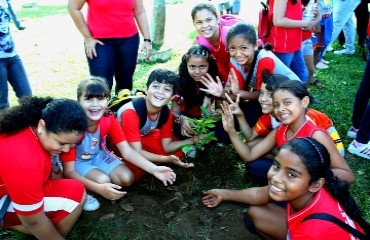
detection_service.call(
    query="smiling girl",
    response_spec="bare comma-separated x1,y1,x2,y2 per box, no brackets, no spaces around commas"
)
60,76,176,211
172,45,219,138
202,138,369,239
220,80,353,184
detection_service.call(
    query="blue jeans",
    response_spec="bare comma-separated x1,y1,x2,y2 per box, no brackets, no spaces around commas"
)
0,55,32,109
87,33,139,94
329,0,361,51
274,50,308,84
351,37,370,144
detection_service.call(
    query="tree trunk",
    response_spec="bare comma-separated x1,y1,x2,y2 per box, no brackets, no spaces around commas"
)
151,0,166,50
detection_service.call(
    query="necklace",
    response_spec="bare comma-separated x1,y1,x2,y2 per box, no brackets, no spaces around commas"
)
285,120,308,141
29,126,39,139
209,28,221,52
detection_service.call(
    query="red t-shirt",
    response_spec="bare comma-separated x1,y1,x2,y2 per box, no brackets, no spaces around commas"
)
60,114,126,162
0,128,51,216
121,109,174,142
86,0,138,38
287,188,365,239
275,120,323,147
267,0,303,53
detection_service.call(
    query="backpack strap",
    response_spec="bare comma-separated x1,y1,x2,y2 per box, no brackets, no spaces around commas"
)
131,97,147,129
245,50,260,90
131,97,169,130
302,213,367,240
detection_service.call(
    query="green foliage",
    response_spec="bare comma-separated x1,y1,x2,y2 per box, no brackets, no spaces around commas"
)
182,107,221,154
18,5,68,19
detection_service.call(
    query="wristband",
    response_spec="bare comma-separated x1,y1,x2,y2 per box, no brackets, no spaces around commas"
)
144,39,151,43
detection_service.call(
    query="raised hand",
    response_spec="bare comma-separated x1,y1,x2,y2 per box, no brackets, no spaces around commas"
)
220,100,237,133
202,189,223,208
152,166,176,186
225,93,243,117
229,68,241,96
199,73,223,97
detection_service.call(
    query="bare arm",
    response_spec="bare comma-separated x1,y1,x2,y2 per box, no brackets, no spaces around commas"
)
273,0,311,28
134,0,152,59
312,131,354,183
202,186,271,208
18,212,65,240
67,0,103,59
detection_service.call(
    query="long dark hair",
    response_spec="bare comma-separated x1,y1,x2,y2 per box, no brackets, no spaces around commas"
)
178,45,218,109
282,138,370,236
0,97,87,135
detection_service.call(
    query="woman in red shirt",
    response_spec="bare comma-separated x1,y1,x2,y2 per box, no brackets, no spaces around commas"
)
68,0,152,93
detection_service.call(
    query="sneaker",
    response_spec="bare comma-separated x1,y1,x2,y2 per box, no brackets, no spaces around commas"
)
326,45,333,51
334,49,355,55
347,140,370,160
315,61,329,70
320,59,330,65
347,126,358,139
83,194,100,211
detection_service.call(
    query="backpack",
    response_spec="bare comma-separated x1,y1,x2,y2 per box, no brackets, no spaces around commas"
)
195,14,243,50
108,89,169,130
258,0,273,46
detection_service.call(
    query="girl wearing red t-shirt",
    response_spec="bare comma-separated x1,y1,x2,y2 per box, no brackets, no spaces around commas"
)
191,3,230,83
60,77,176,210
68,0,152,93
0,97,87,239
220,80,353,184
202,138,369,239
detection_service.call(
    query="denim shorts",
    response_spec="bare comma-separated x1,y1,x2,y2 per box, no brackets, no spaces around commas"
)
75,150,124,176
301,38,313,56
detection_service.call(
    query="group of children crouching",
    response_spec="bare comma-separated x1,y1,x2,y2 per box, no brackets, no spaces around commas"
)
49,60,367,239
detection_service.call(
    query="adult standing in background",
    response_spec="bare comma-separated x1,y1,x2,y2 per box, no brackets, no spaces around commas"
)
68,0,152,94
229,0,240,15
0,1,32,110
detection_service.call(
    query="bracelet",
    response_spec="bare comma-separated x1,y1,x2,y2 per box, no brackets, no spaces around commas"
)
144,39,151,43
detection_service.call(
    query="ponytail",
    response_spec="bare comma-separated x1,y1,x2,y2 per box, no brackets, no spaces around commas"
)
0,96,53,134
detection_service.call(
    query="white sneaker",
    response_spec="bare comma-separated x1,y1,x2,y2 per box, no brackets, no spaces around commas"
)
348,140,370,160
315,61,329,70
347,126,358,139
320,59,330,65
334,49,355,55
326,45,333,51
83,194,100,211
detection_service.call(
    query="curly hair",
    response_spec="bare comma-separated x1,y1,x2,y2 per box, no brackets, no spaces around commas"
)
283,138,370,237
0,96,87,135
178,45,219,109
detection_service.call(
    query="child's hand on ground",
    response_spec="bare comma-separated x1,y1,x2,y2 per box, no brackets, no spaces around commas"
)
152,166,176,186
220,102,237,133
202,189,223,208
99,183,127,201
199,73,223,97
167,155,194,168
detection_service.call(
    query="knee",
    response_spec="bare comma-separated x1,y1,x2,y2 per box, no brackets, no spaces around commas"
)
119,171,135,187
94,174,111,184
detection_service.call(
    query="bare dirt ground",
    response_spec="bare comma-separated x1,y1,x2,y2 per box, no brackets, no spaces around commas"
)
6,1,263,239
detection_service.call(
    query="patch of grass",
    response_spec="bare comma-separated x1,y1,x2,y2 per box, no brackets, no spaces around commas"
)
18,5,68,19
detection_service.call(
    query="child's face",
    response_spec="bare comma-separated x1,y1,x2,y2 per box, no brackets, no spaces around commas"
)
147,81,173,108
193,9,219,40
79,92,108,122
258,83,273,114
267,148,312,205
272,89,308,125
187,55,209,82
228,36,256,67
37,121,83,156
